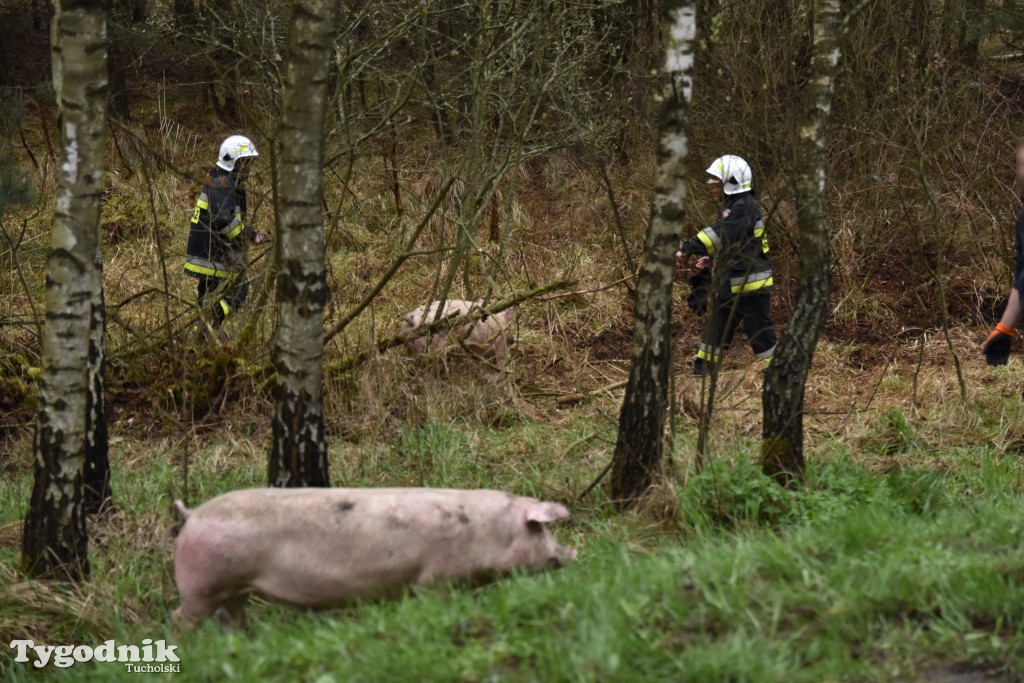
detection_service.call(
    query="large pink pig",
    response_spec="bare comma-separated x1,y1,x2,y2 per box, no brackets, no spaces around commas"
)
400,299,515,364
171,487,576,628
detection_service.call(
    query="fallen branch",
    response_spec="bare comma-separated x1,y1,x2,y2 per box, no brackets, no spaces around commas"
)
112,287,195,310
537,275,634,302
547,378,630,406
325,177,456,343
325,279,576,374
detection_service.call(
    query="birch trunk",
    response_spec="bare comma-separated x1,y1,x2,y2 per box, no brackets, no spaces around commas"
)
268,0,337,488
610,1,695,507
23,0,110,580
83,266,110,512
761,0,841,486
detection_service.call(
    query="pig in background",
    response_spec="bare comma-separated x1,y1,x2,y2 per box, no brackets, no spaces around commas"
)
400,298,516,365
171,487,576,628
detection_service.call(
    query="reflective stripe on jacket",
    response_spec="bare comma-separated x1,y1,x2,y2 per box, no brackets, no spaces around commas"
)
183,257,238,279
681,192,773,297
185,167,252,278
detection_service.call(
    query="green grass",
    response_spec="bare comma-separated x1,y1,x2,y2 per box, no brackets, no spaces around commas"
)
3,419,1024,682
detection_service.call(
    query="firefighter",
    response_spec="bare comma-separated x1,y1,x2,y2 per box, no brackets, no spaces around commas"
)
982,139,1024,365
677,154,777,376
184,135,267,330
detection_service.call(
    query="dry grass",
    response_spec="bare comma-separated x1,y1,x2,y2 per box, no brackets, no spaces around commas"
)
667,323,1024,476
0,561,143,647
1,68,1021,483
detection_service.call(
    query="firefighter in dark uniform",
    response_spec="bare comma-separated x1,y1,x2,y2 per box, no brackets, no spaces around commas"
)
185,135,266,329
677,154,778,376
983,140,1024,365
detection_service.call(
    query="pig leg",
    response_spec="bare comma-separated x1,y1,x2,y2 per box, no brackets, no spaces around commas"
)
406,338,427,357
428,332,448,354
493,335,506,366
172,599,215,632
215,595,250,630
173,588,247,631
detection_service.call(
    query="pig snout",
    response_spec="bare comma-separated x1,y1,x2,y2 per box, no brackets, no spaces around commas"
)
553,543,577,567
517,500,576,571
539,537,577,570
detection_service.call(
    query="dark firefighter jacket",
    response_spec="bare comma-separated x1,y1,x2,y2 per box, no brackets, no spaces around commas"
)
184,167,255,279
1014,198,1024,292
680,191,772,298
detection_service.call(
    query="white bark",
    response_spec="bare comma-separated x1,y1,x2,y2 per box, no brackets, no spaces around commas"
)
23,0,109,580
611,1,696,506
269,0,338,487
761,0,842,485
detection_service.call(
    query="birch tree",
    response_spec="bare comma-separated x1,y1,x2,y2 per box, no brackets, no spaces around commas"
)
83,259,110,512
268,0,337,488
23,0,110,580
761,0,842,485
610,1,696,507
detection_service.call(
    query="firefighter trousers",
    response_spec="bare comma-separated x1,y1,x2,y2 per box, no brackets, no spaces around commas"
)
696,292,777,367
196,273,248,328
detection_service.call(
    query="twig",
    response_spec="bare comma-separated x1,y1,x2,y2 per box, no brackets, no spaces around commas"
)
142,154,174,347
838,358,891,432
537,275,634,302
594,155,638,283
112,288,195,311
106,116,205,185
576,460,613,503
325,177,456,343
589,378,629,396
1,201,47,342
898,121,967,400
325,280,575,373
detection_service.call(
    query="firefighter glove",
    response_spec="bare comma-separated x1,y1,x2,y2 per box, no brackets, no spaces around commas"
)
983,323,1015,366
687,268,712,313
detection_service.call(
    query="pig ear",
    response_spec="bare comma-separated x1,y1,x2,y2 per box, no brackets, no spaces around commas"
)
523,502,569,526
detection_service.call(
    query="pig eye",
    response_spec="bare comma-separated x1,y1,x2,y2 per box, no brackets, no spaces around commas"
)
525,520,544,534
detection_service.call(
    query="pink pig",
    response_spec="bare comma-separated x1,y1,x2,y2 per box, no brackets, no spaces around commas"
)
400,299,515,364
171,487,576,628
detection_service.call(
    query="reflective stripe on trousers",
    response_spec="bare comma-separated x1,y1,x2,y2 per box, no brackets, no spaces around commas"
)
184,257,238,279
697,342,724,363
730,271,773,294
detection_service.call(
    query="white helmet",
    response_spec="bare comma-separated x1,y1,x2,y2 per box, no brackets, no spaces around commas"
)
706,154,753,195
216,135,259,172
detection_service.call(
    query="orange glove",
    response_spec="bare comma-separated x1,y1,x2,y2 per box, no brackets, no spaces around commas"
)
983,323,1015,366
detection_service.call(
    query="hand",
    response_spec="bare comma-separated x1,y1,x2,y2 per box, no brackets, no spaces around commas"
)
253,231,269,245
983,323,1015,366
695,256,711,271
